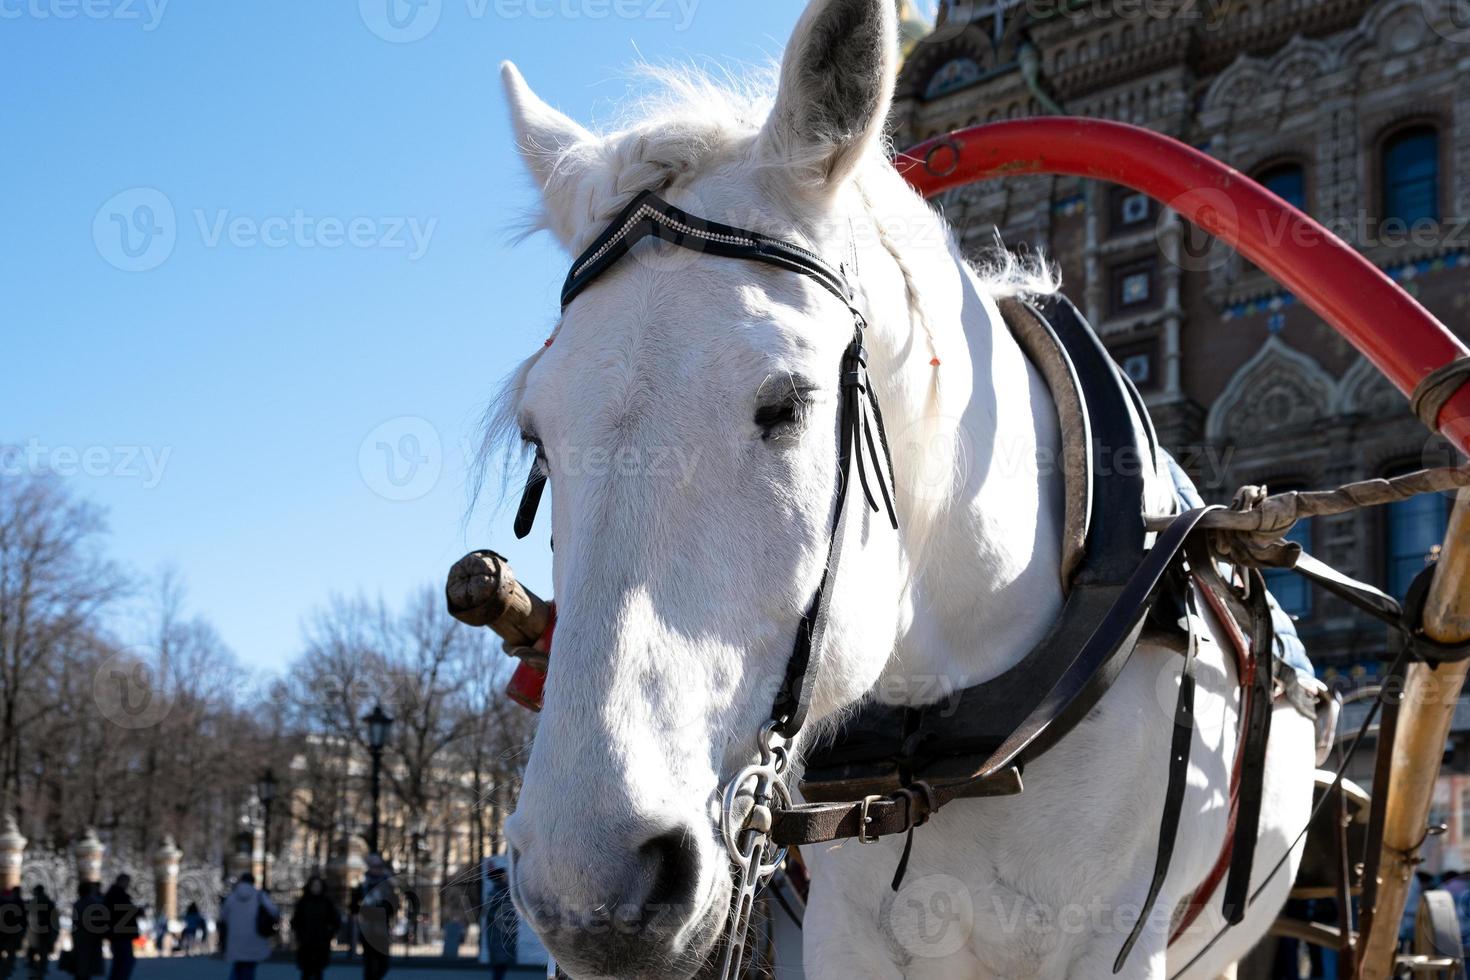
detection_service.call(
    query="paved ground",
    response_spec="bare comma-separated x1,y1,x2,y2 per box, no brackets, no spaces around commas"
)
90,957,544,979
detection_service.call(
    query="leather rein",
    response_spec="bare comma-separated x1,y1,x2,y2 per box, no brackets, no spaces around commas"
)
513,189,899,979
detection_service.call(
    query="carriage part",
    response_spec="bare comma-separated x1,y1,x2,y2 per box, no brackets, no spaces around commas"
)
444,550,553,711
898,119,1470,458
1356,494,1470,980
1411,890,1464,979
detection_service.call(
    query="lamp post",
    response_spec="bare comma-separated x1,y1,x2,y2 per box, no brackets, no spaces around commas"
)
257,768,277,891
363,703,393,855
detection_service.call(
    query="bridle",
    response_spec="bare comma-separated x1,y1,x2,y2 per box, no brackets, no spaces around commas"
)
512,188,899,978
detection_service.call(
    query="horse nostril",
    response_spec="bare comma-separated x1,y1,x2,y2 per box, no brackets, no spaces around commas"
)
638,827,702,912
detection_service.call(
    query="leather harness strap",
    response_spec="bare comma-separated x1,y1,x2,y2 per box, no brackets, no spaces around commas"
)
519,188,896,744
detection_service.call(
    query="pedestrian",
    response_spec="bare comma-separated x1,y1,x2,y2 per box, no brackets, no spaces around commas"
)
289,876,339,980
483,866,517,980
179,903,206,956
100,876,137,980
0,887,23,979
150,905,168,957
438,908,464,960
65,884,105,979
218,873,277,980
24,886,57,979
349,855,396,980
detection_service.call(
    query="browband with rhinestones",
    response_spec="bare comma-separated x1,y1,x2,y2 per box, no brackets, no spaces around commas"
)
560,190,852,309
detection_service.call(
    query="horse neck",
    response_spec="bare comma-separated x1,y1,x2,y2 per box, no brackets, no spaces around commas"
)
854,167,1067,699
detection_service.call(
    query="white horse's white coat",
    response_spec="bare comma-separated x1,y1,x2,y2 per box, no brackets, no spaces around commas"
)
497,1,1316,976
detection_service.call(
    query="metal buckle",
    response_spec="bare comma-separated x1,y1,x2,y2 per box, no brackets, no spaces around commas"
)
858,794,885,844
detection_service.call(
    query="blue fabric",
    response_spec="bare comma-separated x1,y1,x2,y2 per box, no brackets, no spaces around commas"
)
1162,452,1315,682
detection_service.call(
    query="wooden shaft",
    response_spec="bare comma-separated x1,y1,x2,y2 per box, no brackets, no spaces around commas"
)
1357,491,1470,979
444,550,551,646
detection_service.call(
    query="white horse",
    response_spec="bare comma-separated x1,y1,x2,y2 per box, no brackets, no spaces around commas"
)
495,0,1316,976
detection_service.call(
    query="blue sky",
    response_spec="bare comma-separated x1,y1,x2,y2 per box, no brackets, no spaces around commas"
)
2,1,944,671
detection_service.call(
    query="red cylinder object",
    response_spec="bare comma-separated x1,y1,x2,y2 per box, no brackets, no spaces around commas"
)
897,119,1470,456
506,604,554,712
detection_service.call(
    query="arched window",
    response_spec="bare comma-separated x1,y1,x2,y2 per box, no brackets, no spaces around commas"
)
1382,126,1440,225
924,58,984,100
1256,161,1307,211
1263,513,1313,619
1385,484,1450,599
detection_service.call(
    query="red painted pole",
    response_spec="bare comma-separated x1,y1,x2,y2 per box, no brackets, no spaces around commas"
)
897,118,1470,456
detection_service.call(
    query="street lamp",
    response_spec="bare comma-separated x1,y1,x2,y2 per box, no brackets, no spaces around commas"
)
363,703,393,855
257,768,277,891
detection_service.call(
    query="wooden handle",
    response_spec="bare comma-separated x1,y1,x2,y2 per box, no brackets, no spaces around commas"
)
1357,490,1470,979
444,550,550,647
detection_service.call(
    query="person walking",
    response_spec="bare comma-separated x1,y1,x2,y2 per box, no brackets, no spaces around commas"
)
289,876,339,980
349,855,396,980
218,873,277,980
65,884,104,979
24,886,57,979
178,903,206,956
99,877,136,980
483,866,517,980
0,887,23,979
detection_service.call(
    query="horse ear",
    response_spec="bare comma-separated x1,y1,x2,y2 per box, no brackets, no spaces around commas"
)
501,61,595,246
759,0,898,189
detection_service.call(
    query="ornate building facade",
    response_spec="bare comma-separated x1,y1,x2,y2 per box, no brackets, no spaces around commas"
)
895,0,1466,692
893,0,1470,895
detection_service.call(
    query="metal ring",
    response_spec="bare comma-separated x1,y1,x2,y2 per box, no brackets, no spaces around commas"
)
924,139,962,178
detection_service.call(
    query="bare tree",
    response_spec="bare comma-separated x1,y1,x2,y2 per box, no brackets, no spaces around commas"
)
0,474,124,817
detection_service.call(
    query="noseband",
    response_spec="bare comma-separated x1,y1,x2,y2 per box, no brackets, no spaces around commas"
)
514,188,898,977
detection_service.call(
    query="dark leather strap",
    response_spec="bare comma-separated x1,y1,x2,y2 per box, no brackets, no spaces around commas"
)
536,189,895,746
1403,561,1470,664
782,508,1216,852
1220,566,1276,924
1116,558,1200,973
770,333,896,738
1291,551,1402,626
513,469,546,540
771,768,1023,847
802,294,1166,798
561,190,852,310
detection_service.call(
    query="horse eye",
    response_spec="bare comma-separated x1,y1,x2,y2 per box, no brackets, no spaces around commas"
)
754,400,805,440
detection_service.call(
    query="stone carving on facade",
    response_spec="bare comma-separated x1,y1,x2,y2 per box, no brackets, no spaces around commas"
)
1207,337,1337,442
1334,356,1415,419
